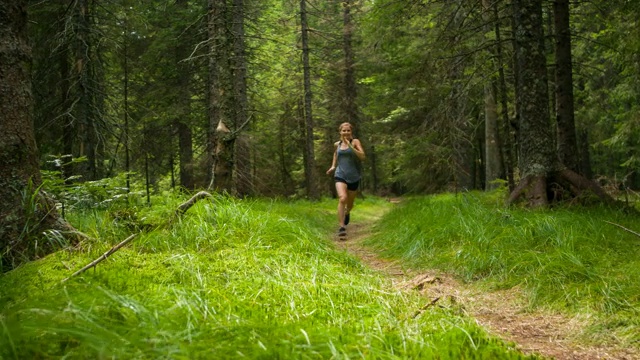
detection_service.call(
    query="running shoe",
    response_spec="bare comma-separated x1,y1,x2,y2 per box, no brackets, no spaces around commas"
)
338,227,347,236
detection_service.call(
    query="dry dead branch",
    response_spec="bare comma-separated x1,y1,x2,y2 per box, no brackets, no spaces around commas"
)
399,273,442,291
604,220,640,238
63,191,215,282
62,233,138,282
412,296,441,318
174,191,214,217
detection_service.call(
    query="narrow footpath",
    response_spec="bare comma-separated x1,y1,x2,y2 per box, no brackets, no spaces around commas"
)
333,204,637,360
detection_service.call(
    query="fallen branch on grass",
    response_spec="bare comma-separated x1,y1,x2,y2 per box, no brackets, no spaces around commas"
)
63,191,215,282
604,220,640,238
174,191,214,217
62,233,138,282
412,297,441,318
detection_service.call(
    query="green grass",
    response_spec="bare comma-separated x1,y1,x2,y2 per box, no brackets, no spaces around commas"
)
0,193,534,359
365,191,640,347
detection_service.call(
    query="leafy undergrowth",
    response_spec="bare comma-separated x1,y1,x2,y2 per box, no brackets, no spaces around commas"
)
0,193,535,359
365,190,640,349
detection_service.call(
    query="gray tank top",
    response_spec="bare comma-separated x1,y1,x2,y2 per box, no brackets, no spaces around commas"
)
335,141,361,183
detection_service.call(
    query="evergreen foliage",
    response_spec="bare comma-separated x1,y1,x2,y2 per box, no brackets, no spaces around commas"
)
22,0,640,196
3,0,640,355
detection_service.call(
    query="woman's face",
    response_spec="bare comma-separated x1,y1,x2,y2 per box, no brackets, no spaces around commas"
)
340,126,352,140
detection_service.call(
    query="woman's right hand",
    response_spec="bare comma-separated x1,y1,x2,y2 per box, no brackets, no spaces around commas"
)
326,166,335,175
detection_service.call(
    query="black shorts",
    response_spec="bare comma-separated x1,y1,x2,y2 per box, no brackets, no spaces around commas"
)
335,177,360,191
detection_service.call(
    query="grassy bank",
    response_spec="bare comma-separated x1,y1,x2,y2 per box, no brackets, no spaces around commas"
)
366,191,640,348
0,193,533,359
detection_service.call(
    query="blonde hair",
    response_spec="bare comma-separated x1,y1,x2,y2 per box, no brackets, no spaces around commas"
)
338,122,353,131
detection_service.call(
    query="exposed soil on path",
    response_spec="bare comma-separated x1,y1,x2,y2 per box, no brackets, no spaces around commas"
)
333,204,638,360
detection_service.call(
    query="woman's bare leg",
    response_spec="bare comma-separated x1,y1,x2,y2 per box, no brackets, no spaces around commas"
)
345,190,357,217
335,182,348,228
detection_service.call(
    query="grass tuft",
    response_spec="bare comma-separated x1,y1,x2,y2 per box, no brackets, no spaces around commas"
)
366,191,640,347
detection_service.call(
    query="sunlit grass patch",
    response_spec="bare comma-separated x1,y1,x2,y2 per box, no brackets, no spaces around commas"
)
0,193,535,359
366,190,640,347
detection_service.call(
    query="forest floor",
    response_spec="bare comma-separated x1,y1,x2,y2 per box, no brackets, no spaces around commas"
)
333,200,638,360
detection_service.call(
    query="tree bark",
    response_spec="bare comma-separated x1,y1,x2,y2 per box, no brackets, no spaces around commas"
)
484,82,504,190
577,128,593,179
0,0,77,271
482,0,505,191
176,121,194,190
278,106,294,196
553,0,579,172
215,122,235,193
513,0,555,176
510,0,554,206
175,0,194,190
449,2,475,191
122,17,130,191
73,0,99,181
0,0,41,236
232,0,252,197
207,0,235,193
207,0,221,190
508,0,613,207
493,2,516,191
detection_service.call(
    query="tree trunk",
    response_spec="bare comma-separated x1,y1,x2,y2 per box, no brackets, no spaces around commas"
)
493,2,516,191
207,0,234,193
482,0,505,191
176,121,194,190
235,134,251,197
122,20,130,191
216,130,235,193
449,2,475,191
300,0,318,199
60,44,75,184
577,128,593,179
73,0,98,181
508,0,613,207
175,0,194,190
0,0,76,271
206,0,221,190
510,0,555,206
278,105,294,196
553,0,579,172
514,2,554,169
511,2,549,204
452,111,475,191
232,0,252,197
484,82,504,190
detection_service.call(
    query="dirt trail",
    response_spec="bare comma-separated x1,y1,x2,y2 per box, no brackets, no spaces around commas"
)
333,205,638,360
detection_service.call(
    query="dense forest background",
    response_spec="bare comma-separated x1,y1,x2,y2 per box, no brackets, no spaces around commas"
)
2,2,640,355
27,0,640,199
